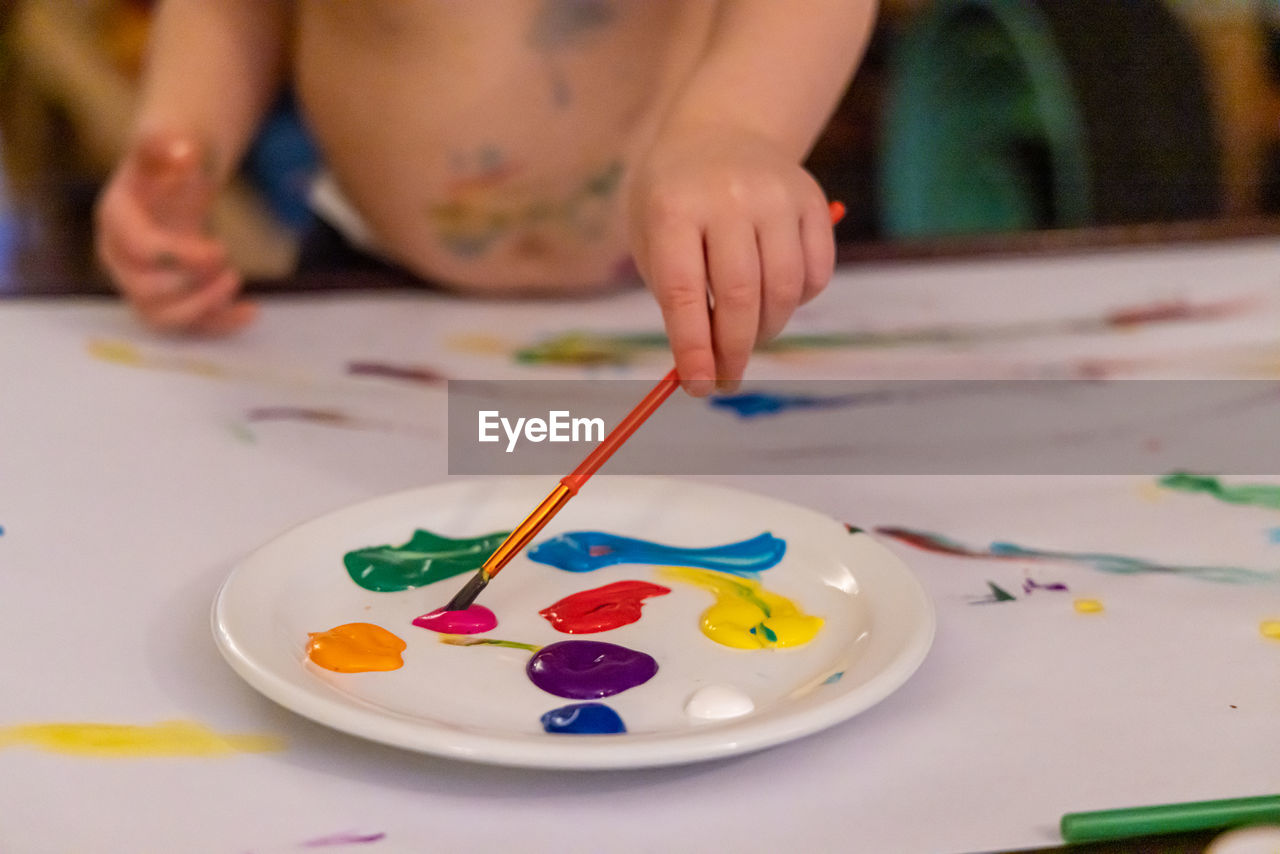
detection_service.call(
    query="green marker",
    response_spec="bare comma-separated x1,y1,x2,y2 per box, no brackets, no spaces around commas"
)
1061,794,1280,843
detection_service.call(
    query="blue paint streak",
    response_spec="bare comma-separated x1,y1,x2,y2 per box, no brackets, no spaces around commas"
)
710,391,872,418
1268,527,1280,544
988,542,1279,583
822,671,845,685
540,702,626,734
528,531,785,576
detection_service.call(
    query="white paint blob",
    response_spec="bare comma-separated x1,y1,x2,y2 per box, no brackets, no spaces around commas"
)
684,685,754,721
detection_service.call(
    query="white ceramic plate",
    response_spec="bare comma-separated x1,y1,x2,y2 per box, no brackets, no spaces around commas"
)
212,477,934,769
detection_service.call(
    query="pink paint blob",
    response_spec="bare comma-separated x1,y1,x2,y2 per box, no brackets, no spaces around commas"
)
413,605,497,635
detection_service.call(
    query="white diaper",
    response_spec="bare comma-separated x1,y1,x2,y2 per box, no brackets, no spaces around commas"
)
307,171,381,253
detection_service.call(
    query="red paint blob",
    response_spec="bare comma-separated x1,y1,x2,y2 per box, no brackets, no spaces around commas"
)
538,580,670,634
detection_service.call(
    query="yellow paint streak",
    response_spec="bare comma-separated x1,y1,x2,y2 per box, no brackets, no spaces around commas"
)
1135,481,1165,503
1260,619,1280,640
86,338,144,366
307,622,406,672
660,567,823,649
0,721,284,757
87,338,222,377
1074,598,1105,614
444,333,510,355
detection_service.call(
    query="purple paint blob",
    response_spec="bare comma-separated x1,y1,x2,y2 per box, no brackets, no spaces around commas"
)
412,605,497,635
527,640,657,699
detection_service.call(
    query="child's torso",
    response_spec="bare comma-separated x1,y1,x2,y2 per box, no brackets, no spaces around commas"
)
294,0,717,292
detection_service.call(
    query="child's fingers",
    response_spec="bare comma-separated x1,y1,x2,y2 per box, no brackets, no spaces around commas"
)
706,221,761,393
756,218,806,343
799,198,837,305
103,193,226,274
646,226,717,396
191,299,259,336
134,269,242,332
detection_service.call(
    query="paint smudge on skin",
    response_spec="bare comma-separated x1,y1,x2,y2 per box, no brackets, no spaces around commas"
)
1073,598,1104,614
1260,619,1280,640
1158,472,1280,511
412,605,497,635
300,831,387,847
529,531,785,576
306,623,406,673
684,685,754,721
970,581,1017,604
527,640,658,699
660,567,824,649
1023,578,1069,594
540,702,626,734
0,721,283,757
346,361,445,385
539,580,670,633
876,526,1280,584
344,529,510,592
511,298,1252,366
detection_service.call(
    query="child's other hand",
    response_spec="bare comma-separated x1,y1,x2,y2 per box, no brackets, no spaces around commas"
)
629,126,835,396
95,132,256,334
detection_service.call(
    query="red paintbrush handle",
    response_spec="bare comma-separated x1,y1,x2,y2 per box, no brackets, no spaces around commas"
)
560,367,680,494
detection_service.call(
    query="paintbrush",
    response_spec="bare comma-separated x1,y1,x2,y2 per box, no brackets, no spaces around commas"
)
443,200,848,612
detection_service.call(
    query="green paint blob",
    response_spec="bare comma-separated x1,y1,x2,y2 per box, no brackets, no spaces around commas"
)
343,529,510,592
1158,473,1280,511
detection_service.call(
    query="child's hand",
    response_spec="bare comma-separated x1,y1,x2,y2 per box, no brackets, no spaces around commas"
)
628,126,835,396
95,132,256,334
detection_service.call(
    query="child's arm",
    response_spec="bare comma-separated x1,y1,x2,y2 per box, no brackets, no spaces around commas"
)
628,0,877,395
95,0,292,333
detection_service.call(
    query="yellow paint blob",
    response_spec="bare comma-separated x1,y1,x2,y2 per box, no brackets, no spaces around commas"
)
0,721,283,757
1260,619,1280,640
87,338,144,366
1074,598,1105,614
660,567,823,649
1135,481,1165,503
306,622,406,672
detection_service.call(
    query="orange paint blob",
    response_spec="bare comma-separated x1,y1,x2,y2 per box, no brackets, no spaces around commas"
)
306,622,406,672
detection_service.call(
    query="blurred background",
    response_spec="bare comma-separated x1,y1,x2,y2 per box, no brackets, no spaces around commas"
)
1,0,1278,293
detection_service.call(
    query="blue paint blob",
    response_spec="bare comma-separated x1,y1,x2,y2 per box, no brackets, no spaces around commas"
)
822,671,845,685
540,702,626,734
528,531,785,576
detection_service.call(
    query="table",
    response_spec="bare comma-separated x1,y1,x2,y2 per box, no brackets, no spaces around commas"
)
2,236,1278,854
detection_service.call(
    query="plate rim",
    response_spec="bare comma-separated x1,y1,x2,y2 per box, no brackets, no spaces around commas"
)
211,476,936,769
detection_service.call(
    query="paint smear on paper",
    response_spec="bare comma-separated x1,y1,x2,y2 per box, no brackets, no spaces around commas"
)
1074,598,1104,614
527,640,658,699
1261,619,1280,640
529,531,785,576
344,529,509,592
412,605,497,635
1158,472,1280,511
1023,578,1069,594
538,580,670,633
0,721,283,757
876,526,1280,584
511,298,1251,366
970,581,1017,604
306,623,406,672
246,407,433,437
346,361,445,385
301,831,387,847
660,567,823,649
540,702,626,734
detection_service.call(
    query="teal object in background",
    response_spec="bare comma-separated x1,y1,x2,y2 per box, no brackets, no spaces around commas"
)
882,0,1090,237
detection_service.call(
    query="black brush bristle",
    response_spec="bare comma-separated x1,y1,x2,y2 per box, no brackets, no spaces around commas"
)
443,571,490,612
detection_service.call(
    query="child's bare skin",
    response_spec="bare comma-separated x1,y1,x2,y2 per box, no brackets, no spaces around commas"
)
95,0,877,394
